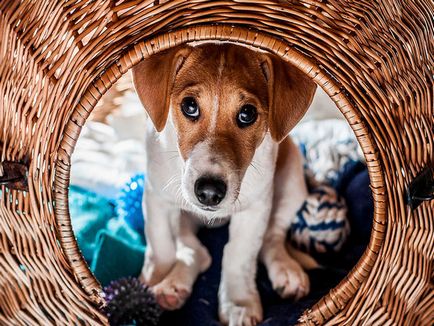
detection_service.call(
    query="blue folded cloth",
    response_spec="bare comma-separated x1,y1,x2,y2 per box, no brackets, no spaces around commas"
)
69,185,116,263
70,185,146,287
91,230,144,286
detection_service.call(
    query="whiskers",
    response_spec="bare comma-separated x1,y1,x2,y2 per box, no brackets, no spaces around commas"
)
232,188,243,213
162,174,180,192
249,159,263,177
174,181,189,207
161,175,188,207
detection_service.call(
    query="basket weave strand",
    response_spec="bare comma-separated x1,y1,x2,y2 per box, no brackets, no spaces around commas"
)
0,1,433,325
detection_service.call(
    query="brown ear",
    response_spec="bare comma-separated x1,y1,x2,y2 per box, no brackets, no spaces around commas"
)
261,55,317,142
132,46,192,131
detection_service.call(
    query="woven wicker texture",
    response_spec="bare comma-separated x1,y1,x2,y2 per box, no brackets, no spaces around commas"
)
0,1,432,325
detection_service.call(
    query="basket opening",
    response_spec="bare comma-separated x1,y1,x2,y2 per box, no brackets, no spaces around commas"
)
67,41,373,325
56,26,384,325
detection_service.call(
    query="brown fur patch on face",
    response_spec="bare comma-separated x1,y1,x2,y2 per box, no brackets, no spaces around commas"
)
171,44,269,175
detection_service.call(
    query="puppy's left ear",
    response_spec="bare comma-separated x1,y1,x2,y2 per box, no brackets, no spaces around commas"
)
132,46,192,131
261,55,317,142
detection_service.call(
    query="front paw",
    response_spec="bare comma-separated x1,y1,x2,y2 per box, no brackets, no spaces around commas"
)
268,255,310,300
152,277,191,310
150,261,195,310
219,293,263,326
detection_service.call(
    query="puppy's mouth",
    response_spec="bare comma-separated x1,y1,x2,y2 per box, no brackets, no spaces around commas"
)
199,206,218,212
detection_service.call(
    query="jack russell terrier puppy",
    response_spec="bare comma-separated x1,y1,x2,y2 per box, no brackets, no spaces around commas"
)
132,43,317,326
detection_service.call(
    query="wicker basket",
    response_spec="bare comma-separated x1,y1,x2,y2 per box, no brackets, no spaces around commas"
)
0,1,433,325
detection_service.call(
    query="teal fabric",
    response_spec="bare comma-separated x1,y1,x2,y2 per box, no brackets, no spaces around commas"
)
69,186,146,286
91,229,144,286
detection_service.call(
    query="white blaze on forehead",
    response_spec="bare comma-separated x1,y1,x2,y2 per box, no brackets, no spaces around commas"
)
188,140,224,177
209,52,225,133
210,95,219,132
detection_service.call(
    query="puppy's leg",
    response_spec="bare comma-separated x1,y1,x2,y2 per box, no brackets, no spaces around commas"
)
153,211,211,310
141,189,177,286
260,138,311,300
219,203,271,326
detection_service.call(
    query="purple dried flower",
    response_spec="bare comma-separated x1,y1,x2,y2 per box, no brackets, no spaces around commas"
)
103,277,162,326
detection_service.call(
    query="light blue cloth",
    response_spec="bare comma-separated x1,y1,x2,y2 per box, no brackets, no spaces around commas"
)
69,185,145,286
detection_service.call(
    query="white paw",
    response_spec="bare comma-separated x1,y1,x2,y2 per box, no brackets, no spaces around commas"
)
219,294,263,326
268,256,310,300
151,262,194,310
152,278,191,310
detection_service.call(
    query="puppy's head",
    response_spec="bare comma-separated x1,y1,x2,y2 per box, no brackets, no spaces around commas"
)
133,43,316,216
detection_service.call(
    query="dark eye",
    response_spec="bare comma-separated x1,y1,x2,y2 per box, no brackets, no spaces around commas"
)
181,97,200,120
237,104,258,128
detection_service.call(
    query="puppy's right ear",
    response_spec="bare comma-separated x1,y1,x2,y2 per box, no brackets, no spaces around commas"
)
260,54,316,143
132,46,192,131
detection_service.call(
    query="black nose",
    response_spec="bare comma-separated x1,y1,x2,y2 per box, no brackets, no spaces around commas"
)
194,177,227,206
